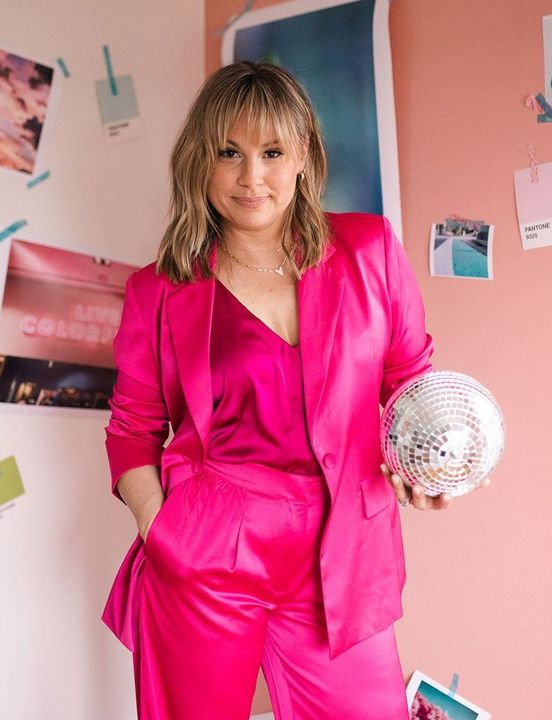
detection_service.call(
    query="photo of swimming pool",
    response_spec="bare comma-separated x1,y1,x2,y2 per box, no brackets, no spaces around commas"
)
430,218,493,280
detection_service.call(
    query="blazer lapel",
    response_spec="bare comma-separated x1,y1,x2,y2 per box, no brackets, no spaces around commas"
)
297,243,345,443
165,246,217,459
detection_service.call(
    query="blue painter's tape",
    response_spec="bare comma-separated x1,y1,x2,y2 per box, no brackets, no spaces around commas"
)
535,93,552,117
27,170,51,188
0,220,27,242
102,45,118,96
448,672,459,697
56,57,70,77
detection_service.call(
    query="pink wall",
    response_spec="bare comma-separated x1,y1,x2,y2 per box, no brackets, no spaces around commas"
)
206,2,552,717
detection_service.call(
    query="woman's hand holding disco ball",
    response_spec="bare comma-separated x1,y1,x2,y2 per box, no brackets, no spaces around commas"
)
379,461,491,511
379,370,504,510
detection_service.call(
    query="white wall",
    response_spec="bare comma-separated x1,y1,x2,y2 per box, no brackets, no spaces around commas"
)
0,2,204,718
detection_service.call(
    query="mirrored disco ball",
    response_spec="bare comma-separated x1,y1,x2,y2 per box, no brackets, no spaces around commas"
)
380,371,505,497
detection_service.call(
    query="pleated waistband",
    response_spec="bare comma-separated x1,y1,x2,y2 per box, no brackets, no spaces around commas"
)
202,458,328,503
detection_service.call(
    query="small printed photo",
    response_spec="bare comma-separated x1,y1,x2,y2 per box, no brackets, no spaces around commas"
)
0,235,138,410
407,670,491,720
0,48,55,175
430,217,494,280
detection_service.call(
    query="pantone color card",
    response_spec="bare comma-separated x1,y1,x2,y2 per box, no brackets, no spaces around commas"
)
513,161,552,250
95,73,141,143
0,455,25,512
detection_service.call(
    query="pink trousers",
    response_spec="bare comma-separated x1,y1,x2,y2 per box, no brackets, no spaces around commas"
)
132,459,409,719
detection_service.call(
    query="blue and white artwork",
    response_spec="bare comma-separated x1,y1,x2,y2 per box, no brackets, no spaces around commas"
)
222,0,403,239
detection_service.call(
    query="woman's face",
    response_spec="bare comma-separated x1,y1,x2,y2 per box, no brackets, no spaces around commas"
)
207,116,306,239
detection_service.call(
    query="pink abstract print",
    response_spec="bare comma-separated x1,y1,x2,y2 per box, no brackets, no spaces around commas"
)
0,50,53,174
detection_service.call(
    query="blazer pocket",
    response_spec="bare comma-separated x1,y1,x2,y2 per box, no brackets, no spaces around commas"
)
359,479,392,520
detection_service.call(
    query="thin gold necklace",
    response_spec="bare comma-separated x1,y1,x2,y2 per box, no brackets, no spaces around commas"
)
219,240,288,276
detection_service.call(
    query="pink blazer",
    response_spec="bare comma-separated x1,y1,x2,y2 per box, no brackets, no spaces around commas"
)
102,212,434,659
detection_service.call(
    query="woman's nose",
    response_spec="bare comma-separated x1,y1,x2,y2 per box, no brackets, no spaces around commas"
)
238,158,262,188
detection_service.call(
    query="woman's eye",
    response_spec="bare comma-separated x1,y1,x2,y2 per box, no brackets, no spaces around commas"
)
217,148,282,159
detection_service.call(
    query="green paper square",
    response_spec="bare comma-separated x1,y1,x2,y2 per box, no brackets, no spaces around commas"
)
0,456,25,505
95,74,139,124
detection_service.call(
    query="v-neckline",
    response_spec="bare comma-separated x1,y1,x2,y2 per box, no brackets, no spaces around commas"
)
215,278,300,349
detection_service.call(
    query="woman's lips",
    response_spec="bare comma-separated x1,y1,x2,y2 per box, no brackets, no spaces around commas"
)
231,196,268,208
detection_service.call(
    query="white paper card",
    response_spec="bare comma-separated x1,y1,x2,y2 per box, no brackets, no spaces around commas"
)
544,15,552,104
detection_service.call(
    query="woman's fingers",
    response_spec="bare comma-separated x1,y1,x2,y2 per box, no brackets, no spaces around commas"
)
380,463,453,510
381,463,411,506
429,491,452,510
410,484,428,510
410,485,452,510
381,464,493,509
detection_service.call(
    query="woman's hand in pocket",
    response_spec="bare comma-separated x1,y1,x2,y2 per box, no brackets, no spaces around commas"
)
115,465,166,542
138,498,165,543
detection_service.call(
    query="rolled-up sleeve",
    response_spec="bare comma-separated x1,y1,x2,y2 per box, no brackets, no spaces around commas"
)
379,216,434,408
105,273,169,501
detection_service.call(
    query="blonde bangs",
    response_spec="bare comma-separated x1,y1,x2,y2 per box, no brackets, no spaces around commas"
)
207,81,306,160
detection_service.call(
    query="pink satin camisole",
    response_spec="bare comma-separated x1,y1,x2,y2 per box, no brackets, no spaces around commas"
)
207,278,322,477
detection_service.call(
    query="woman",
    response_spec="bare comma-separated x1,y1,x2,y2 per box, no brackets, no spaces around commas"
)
103,61,451,719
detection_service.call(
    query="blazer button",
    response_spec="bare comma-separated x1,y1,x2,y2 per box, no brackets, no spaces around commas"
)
322,453,335,469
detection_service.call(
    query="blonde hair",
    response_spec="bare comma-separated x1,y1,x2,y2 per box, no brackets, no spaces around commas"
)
156,61,330,283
